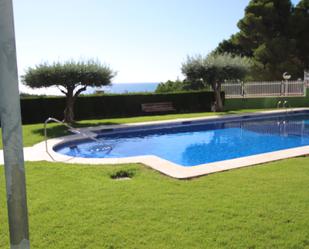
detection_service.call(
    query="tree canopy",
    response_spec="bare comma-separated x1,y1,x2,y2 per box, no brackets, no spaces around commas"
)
155,80,185,93
213,33,253,58
214,0,308,80
293,0,309,70
22,60,115,123
181,53,252,111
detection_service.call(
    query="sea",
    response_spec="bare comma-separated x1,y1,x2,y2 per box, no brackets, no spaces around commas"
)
89,82,159,94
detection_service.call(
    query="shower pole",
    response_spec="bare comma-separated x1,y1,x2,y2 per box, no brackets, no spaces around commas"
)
0,0,30,248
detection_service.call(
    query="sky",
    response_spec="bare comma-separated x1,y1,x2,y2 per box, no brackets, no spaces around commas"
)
13,0,300,94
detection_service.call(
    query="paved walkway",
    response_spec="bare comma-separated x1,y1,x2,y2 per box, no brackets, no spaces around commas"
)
0,144,50,164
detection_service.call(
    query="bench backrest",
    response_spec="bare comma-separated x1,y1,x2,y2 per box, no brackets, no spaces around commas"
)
141,102,175,112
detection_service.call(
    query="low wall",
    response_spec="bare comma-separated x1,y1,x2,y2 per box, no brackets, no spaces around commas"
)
225,89,309,110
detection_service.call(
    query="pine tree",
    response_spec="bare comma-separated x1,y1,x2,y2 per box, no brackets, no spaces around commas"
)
214,0,308,80
236,0,297,79
292,0,309,70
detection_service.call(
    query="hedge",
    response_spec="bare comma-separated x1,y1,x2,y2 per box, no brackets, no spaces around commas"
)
20,91,222,124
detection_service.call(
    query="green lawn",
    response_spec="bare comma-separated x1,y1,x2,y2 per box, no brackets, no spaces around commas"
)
0,109,269,149
1,159,308,249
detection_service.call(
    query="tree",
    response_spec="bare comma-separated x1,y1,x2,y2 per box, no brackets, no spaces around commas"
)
155,80,185,93
182,53,251,111
213,33,253,57
155,79,207,93
22,60,115,123
241,0,303,79
237,0,297,79
292,0,309,70
214,0,308,80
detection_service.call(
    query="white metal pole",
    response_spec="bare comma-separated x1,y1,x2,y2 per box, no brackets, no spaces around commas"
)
0,0,30,248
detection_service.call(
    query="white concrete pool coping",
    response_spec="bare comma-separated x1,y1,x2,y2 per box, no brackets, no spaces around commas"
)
1,108,309,179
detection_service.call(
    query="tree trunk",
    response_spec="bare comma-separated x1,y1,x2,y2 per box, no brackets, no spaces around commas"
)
214,89,224,112
212,82,224,112
64,93,75,123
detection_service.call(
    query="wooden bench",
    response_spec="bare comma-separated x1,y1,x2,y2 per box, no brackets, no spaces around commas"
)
141,102,176,113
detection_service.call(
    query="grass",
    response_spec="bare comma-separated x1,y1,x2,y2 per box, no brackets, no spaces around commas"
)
0,109,270,149
1,158,309,249
0,108,308,248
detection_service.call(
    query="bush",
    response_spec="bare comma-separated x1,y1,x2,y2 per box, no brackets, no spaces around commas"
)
155,80,185,93
109,169,136,179
155,80,211,93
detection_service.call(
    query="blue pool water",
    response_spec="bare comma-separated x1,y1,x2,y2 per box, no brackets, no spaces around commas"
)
55,112,309,166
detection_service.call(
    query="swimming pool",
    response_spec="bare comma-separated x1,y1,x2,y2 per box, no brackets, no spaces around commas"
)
54,110,309,167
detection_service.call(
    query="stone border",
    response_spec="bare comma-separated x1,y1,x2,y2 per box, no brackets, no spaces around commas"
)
1,108,309,179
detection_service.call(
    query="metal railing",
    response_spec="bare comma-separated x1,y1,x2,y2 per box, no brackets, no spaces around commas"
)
44,117,112,160
222,80,306,98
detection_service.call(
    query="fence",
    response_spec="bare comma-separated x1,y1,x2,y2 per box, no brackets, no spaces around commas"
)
222,81,306,98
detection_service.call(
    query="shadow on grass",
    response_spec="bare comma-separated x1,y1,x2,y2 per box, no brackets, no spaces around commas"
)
218,110,244,115
30,110,256,139
31,121,121,139
75,121,121,127
31,125,70,139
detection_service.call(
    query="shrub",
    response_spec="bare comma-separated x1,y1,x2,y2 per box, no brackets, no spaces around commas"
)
109,169,136,179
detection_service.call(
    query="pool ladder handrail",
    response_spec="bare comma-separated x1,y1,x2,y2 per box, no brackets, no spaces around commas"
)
276,100,291,127
44,117,111,160
283,100,289,108
277,100,291,113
